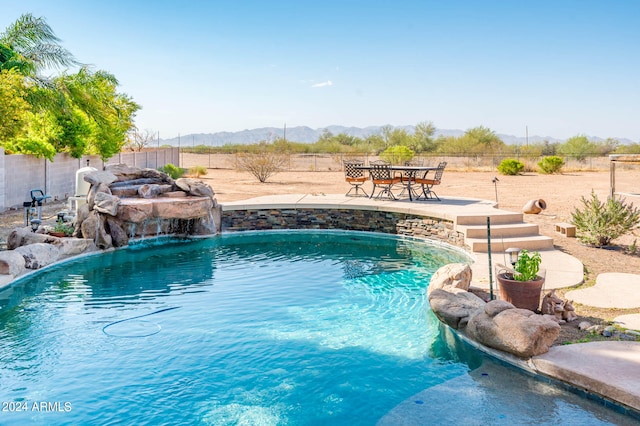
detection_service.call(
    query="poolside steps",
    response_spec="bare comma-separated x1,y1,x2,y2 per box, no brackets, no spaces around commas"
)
454,212,554,253
465,235,554,253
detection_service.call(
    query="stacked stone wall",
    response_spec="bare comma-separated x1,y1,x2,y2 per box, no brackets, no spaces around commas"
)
221,208,465,248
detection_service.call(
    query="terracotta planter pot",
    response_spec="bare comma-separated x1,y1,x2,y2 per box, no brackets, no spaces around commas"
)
49,232,66,238
496,272,545,311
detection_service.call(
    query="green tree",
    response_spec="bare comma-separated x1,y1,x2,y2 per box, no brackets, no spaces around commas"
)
0,13,79,84
0,68,31,141
380,126,412,149
558,135,596,162
412,121,438,152
464,126,505,154
380,145,414,165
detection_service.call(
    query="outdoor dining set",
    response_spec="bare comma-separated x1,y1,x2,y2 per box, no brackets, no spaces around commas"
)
343,159,447,201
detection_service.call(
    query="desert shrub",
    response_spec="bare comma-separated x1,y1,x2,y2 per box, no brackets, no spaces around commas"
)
236,151,288,182
538,156,565,174
571,191,640,247
497,158,524,175
380,145,414,165
158,163,185,179
188,165,207,178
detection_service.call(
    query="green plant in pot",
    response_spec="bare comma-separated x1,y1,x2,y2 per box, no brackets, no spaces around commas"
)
497,249,545,311
50,220,74,237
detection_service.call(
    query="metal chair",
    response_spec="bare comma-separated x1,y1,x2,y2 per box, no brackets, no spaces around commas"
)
398,159,423,198
343,160,369,197
369,161,401,200
415,161,447,201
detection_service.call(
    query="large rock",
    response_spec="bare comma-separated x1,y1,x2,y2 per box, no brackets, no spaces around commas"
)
87,183,112,211
73,203,91,238
106,218,129,247
94,192,121,216
427,263,472,297
117,200,154,223
84,170,118,187
52,238,98,258
152,197,214,220
81,211,112,249
466,300,561,358
175,178,215,199
7,228,60,249
0,250,26,276
14,243,60,269
105,164,172,183
429,287,485,329
138,184,173,199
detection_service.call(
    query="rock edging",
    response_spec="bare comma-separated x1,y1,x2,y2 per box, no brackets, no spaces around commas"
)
429,263,560,358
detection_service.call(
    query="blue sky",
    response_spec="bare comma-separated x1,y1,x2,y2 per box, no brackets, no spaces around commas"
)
2,0,639,141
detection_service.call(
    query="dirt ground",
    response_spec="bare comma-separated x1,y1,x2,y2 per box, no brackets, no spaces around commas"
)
3,165,640,343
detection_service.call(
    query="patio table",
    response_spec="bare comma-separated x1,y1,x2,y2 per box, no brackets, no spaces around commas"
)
357,165,437,201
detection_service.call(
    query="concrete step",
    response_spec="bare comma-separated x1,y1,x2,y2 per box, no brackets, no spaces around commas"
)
455,212,523,226
458,222,540,238
466,235,555,253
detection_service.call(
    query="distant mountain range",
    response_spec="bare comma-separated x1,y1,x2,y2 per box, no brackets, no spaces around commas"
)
159,125,635,147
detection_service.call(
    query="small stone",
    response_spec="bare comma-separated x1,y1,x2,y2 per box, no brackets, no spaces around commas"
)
578,321,592,331
587,325,604,334
602,325,616,337
620,333,638,341
625,330,640,337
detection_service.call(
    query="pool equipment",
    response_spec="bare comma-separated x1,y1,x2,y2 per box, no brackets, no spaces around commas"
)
69,160,97,213
23,189,51,229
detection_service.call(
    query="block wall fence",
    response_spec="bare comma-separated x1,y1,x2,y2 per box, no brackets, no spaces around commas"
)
0,148,179,212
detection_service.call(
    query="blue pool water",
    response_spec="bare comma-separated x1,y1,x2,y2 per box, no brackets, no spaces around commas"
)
0,231,635,425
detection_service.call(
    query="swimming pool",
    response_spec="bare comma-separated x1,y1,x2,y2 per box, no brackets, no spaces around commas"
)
0,230,634,425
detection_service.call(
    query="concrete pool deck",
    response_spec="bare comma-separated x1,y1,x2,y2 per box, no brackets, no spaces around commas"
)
222,193,640,417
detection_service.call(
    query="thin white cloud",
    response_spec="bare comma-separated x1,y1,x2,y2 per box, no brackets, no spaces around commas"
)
311,80,333,88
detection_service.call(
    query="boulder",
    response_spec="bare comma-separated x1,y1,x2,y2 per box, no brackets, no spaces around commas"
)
466,300,561,358
81,211,112,249
427,263,472,297
84,170,118,187
81,210,100,241
152,197,213,220
175,178,215,199
0,250,26,276
117,201,154,223
138,184,173,199
73,203,90,238
7,228,63,249
106,218,129,247
105,164,171,183
14,243,60,269
52,238,98,258
87,183,112,211
429,287,486,329
94,192,121,216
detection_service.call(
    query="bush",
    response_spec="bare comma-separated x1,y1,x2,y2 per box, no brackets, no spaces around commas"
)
158,163,185,179
571,191,640,247
380,145,414,165
189,165,207,178
497,158,524,175
538,156,564,174
236,151,288,182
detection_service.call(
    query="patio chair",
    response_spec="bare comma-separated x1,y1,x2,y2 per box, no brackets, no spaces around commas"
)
343,160,369,197
369,161,401,200
398,159,424,198
415,161,447,201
